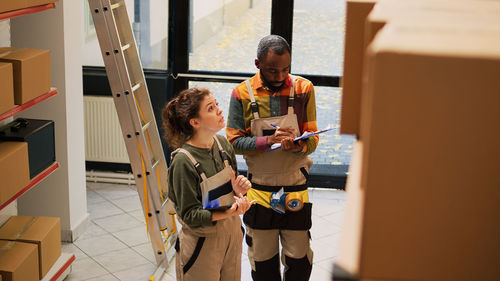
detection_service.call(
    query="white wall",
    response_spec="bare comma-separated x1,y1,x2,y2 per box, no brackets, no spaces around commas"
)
10,1,88,242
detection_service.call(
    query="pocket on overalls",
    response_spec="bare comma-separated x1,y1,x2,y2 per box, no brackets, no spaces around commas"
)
182,236,206,274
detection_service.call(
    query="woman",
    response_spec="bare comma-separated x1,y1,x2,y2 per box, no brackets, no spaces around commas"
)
162,87,254,281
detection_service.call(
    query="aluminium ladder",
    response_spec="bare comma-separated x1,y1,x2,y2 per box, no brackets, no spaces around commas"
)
87,0,177,278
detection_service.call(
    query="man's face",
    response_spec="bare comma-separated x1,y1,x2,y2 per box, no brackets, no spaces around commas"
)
255,50,291,88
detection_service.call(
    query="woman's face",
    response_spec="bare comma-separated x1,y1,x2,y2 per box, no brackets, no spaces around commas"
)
195,93,225,133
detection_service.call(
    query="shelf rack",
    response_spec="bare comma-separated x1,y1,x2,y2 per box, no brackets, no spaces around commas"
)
0,3,56,21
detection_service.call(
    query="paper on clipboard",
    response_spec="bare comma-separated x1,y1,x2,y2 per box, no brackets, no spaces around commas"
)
266,126,334,152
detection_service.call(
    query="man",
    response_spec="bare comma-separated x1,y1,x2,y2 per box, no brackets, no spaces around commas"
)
226,35,318,281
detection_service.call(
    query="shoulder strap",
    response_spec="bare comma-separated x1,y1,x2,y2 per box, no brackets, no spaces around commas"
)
288,75,296,115
172,148,208,181
213,136,231,168
245,79,260,120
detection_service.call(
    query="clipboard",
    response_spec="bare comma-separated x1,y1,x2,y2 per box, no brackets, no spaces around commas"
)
266,126,334,152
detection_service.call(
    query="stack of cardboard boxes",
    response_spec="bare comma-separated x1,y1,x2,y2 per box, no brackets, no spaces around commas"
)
0,217,61,281
0,46,52,207
338,1,500,281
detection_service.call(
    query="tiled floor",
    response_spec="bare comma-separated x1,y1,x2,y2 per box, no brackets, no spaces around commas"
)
62,182,345,281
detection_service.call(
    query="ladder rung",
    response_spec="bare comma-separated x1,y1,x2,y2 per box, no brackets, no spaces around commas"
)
142,120,152,132
110,3,121,10
132,83,141,92
121,43,131,51
152,159,160,170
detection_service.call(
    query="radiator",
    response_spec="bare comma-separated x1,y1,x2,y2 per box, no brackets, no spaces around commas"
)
84,96,130,163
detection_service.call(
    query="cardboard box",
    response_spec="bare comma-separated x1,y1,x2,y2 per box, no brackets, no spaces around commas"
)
341,0,500,137
0,47,50,105
0,142,30,207
337,24,500,281
337,140,365,277
0,63,14,115
0,216,61,279
364,0,500,49
340,0,377,136
0,241,38,281
0,0,58,13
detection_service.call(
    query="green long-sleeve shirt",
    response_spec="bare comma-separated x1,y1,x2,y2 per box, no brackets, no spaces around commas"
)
168,135,238,228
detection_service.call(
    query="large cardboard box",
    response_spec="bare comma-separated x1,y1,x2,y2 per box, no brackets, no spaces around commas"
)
337,24,500,281
0,63,14,115
364,0,500,49
0,47,50,105
0,241,38,281
0,0,58,13
341,0,500,137
0,142,30,207
0,216,61,279
340,0,377,135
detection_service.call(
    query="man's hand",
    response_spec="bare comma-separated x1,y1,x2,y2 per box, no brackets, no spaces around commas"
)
267,126,296,146
281,138,305,152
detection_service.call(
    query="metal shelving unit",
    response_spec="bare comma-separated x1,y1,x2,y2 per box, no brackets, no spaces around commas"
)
0,3,74,280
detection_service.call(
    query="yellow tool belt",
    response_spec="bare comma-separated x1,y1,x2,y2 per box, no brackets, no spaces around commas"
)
246,183,309,209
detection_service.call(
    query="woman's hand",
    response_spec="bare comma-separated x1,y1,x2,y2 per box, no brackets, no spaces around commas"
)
231,171,252,195
212,193,256,221
231,193,256,215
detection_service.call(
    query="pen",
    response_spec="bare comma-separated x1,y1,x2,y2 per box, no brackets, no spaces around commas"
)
270,123,280,129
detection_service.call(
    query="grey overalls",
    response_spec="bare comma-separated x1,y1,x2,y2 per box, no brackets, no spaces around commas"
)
172,137,243,281
242,75,314,281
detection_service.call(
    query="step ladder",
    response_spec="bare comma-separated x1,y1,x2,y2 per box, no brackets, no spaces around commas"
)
87,0,177,278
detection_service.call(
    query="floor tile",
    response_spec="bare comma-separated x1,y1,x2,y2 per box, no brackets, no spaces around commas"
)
76,221,109,241
91,183,139,200
112,225,150,247
112,262,158,281
86,189,107,205
87,200,124,220
93,247,152,273
316,257,336,274
84,273,120,281
132,242,157,263
311,234,339,262
311,214,341,239
62,242,88,260
111,195,143,212
128,209,146,223
322,210,346,228
74,233,128,257
312,199,345,216
310,262,333,281
93,213,144,233
65,257,109,280
310,188,347,201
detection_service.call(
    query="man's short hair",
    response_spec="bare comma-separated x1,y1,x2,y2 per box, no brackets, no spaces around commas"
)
257,35,291,61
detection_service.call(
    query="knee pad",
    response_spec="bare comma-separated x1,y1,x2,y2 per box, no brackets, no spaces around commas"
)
252,254,281,281
283,254,312,281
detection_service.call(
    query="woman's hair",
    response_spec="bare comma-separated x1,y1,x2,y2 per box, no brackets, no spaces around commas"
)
162,87,210,148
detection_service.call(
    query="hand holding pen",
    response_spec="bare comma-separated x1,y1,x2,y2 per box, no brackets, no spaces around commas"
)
267,123,296,146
